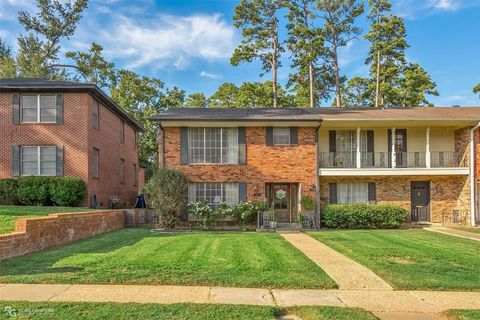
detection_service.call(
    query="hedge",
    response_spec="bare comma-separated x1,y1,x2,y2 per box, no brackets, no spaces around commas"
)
322,203,408,229
0,177,87,207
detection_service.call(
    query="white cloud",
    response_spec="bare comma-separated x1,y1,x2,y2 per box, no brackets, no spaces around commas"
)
395,0,478,19
94,13,237,70
432,0,460,11
199,71,222,79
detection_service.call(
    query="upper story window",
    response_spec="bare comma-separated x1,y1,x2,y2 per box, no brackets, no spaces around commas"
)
93,148,100,178
120,158,125,184
188,128,238,164
133,131,137,150
120,121,125,144
21,146,56,176
273,127,291,145
92,102,99,129
21,94,56,123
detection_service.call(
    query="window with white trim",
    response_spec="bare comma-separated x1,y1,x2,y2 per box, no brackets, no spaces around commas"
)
120,121,125,144
337,182,368,204
120,158,125,184
133,164,137,186
188,183,239,210
92,102,99,129
93,148,100,178
21,146,56,176
273,127,290,145
21,94,56,123
188,128,238,164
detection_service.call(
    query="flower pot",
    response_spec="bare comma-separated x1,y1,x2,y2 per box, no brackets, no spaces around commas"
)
270,221,277,229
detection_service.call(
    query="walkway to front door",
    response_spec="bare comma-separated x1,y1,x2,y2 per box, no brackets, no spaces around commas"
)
265,183,298,223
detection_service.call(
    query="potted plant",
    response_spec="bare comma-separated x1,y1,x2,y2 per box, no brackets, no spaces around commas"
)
268,207,277,229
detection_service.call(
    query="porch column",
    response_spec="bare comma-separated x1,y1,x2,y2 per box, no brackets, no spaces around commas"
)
356,127,361,168
426,127,431,168
391,127,396,168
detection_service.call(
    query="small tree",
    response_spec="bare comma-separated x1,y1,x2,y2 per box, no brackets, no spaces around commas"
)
143,167,188,229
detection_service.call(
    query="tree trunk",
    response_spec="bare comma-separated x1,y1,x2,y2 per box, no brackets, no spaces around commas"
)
309,61,314,108
272,38,278,108
332,41,341,108
375,51,381,108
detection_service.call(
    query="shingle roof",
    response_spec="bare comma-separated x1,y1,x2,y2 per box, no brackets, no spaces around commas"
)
0,78,143,131
152,107,480,122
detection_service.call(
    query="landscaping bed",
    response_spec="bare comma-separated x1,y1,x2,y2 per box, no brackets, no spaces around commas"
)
0,228,335,289
307,229,480,291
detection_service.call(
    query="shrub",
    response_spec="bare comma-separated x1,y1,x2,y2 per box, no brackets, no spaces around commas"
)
301,195,315,211
16,176,53,206
232,201,266,228
50,177,87,206
322,203,408,229
187,201,227,229
142,167,188,229
0,179,19,205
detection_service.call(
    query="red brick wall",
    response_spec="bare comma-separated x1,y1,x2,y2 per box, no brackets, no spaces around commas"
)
0,210,125,260
87,96,140,208
0,92,140,208
161,126,317,206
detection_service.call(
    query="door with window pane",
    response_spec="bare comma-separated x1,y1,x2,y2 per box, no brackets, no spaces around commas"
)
265,183,298,223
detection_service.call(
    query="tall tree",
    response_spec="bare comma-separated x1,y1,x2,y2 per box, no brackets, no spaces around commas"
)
209,83,240,108
160,87,186,108
231,0,284,108
342,77,372,107
316,0,364,108
16,0,88,78
398,63,438,106
65,43,115,89
474,84,480,98
184,93,208,108
0,38,17,78
285,0,324,107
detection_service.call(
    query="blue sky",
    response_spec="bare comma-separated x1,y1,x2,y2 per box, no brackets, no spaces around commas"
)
0,0,479,106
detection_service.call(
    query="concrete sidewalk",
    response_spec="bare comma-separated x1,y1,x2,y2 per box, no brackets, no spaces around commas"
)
278,232,393,291
2,283,480,315
425,227,480,241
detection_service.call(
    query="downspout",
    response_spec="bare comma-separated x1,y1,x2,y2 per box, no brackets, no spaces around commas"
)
315,122,322,230
160,122,166,168
469,122,480,226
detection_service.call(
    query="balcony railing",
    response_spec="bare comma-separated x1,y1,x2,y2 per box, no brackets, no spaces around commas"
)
320,151,466,169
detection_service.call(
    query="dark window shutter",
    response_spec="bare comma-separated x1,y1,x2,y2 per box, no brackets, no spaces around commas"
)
329,183,337,204
56,146,64,176
266,127,273,146
180,127,189,164
12,145,20,176
239,182,247,202
56,93,64,124
367,130,374,153
402,129,407,152
368,182,376,204
329,131,336,152
12,93,20,124
388,129,392,168
290,127,298,145
238,127,246,164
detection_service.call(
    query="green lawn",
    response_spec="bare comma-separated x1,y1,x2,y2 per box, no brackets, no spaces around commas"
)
0,302,376,320
0,229,335,289
0,205,95,234
307,229,480,291
446,310,480,320
449,227,480,234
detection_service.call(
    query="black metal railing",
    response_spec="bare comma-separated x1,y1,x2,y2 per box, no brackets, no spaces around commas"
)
319,152,356,168
395,152,426,168
431,151,466,167
360,152,389,168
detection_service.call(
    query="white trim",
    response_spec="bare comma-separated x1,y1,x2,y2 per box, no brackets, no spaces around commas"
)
20,94,57,124
20,145,57,176
470,122,480,226
426,127,431,168
319,167,469,176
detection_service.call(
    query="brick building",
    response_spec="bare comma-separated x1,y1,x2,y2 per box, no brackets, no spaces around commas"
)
0,78,144,208
153,107,480,226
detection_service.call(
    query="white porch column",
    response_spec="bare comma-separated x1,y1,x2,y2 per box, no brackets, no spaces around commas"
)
426,127,431,168
391,127,396,168
356,127,361,168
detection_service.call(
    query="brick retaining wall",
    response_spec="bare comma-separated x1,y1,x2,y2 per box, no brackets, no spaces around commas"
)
0,210,125,261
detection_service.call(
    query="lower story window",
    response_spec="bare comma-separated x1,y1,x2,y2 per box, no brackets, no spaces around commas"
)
188,183,239,210
330,182,377,204
21,146,56,176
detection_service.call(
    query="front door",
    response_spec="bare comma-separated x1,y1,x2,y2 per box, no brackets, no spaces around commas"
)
388,129,407,167
411,181,430,222
266,183,298,223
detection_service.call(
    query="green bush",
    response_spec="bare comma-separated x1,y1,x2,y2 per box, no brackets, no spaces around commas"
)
187,201,227,230
322,203,408,229
0,179,19,205
232,201,266,228
50,177,87,206
16,176,53,206
142,167,188,229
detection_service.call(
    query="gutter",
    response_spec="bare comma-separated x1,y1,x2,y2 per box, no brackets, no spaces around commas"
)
159,122,166,167
315,122,322,230
470,122,480,226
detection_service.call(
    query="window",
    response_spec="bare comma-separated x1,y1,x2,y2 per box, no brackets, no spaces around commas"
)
92,102,99,129
273,127,290,145
21,146,56,176
133,164,137,186
120,121,125,144
120,159,125,184
337,183,368,204
133,131,137,150
188,183,239,210
188,128,238,164
93,148,100,178
20,94,56,123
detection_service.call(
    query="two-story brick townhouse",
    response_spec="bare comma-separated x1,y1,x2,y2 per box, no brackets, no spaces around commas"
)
153,107,480,227
0,78,144,208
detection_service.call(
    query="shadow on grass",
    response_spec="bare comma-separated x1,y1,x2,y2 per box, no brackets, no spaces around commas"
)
0,228,182,278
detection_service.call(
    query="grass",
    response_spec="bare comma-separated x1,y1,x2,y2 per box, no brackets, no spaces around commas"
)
0,302,377,320
0,205,95,234
307,229,480,291
0,228,335,289
446,310,480,320
449,227,480,234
